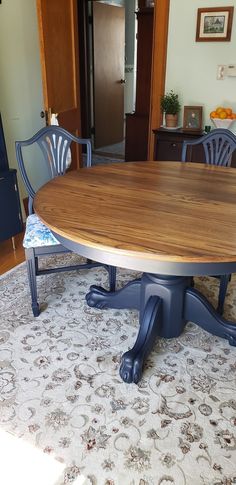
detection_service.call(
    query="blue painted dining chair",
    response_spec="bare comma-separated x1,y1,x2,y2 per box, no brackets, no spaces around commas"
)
15,126,116,317
181,128,236,314
181,128,236,166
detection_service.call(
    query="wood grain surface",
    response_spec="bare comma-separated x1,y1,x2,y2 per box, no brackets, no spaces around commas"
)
34,161,236,265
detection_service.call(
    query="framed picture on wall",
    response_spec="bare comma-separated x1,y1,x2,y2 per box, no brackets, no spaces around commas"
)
183,106,203,132
196,7,234,42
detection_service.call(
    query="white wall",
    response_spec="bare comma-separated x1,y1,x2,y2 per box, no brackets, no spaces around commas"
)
165,0,236,133
0,0,44,203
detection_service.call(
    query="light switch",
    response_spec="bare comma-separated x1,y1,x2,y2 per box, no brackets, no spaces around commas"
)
217,65,226,80
227,64,236,76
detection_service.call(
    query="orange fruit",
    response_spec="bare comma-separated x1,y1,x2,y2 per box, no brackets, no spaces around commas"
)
231,113,236,119
210,111,217,118
225,108,232,116
219,111,227,119
216,107,224,114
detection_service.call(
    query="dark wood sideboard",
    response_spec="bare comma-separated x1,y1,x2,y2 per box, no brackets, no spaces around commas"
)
153,128,236,167
0,114,23,243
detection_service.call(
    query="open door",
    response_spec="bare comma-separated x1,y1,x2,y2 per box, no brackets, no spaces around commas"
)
93,2,125,149
36,0,82,168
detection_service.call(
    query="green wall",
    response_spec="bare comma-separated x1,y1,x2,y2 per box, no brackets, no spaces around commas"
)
165,0,236,132
0,0,44,204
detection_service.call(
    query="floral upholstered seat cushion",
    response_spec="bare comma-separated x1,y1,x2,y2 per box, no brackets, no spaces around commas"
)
23,214,59,249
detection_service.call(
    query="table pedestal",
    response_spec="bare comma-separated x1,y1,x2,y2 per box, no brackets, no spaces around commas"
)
86,273,236,384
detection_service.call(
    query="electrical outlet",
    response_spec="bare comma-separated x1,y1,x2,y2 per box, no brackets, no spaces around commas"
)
217,65,226,80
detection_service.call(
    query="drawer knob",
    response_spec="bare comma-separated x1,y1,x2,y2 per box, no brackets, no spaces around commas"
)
171,143,176,147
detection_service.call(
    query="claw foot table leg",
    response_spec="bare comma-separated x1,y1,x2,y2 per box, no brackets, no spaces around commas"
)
86,279,141,310
184,287,236,346
119,274,190,383
120,296,162,383
86,273,236,384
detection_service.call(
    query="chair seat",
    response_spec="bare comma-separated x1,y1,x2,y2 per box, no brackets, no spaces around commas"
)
23,214,59,248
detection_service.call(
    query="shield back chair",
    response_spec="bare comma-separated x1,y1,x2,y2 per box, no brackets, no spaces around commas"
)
181,128,236,314
15,126,116,317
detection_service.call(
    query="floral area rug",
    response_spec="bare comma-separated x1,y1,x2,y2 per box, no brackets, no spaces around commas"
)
0,254,236,485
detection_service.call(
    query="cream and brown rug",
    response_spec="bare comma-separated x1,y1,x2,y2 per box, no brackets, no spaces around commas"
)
0,255,236,485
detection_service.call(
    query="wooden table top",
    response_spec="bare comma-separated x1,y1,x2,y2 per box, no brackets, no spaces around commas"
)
34,161,236,275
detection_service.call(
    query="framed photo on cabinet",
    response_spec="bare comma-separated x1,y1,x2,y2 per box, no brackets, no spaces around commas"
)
183,106,203,132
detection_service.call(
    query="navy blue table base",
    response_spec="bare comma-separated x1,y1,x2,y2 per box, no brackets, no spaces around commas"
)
86,273,236,384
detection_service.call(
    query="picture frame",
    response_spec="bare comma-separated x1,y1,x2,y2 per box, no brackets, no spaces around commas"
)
196,7,234,42
183,106,203,132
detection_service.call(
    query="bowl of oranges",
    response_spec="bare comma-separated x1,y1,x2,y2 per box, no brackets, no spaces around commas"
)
210,107,236,129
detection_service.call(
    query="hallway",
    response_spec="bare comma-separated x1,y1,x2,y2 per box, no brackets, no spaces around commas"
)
93,139,125,159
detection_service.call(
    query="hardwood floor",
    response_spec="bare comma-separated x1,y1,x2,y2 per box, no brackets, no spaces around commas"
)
0,232,25,276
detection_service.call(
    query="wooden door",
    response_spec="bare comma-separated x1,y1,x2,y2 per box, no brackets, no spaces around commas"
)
93,3,125,149
36,0,82,168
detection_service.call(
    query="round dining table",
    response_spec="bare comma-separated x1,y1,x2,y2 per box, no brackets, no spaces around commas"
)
34,161,236,383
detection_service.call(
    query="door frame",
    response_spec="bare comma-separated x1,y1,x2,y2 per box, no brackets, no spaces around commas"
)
77,0,91,139
78,0,170,159
148,0,170,160
78,0,126,146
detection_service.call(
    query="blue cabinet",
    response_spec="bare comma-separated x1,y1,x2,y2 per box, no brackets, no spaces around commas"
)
0,113,9,172
0,170,23,242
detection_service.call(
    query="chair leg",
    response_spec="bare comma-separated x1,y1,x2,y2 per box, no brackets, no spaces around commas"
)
217,274,231,315
25,248,40,317
108,265,117,292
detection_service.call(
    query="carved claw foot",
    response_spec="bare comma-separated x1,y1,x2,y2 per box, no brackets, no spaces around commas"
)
86,279,141,310
120,350,143,384
86,286,110,308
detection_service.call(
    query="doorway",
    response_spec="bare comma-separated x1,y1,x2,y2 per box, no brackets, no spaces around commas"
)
37,0,169,166
79,0,138,161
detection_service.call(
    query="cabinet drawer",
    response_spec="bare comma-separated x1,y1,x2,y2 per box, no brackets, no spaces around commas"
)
153,128,206,163
155,140,182,161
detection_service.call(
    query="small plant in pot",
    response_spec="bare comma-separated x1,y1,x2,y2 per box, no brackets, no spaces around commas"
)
161,90,181,128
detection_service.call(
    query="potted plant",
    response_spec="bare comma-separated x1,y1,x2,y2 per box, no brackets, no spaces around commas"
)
161,90,181,128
